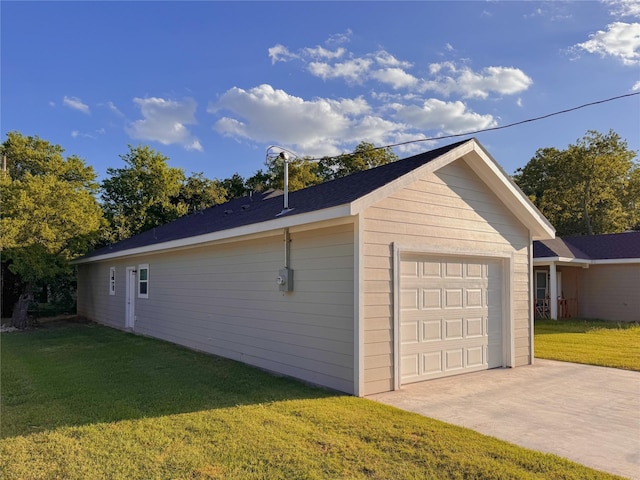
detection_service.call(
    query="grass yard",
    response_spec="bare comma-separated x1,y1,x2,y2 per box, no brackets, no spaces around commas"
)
1,320,623,480
535,318,640,371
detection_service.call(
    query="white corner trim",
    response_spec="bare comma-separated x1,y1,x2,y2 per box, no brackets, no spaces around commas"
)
392,242,401,391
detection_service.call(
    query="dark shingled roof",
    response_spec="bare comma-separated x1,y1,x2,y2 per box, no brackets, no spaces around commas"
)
534,232,640,260
82,139,470,260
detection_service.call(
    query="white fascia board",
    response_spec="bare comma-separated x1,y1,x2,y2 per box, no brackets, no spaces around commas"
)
72,203,353,264
463,142,555,241
533,257,589,265
349,140,477,214
592,258,640,265
533,256,640,266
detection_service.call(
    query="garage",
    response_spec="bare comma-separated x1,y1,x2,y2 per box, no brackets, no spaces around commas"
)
399,254,504,384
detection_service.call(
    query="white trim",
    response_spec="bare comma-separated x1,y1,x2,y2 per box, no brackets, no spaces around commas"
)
506,253,515,368
528,236,535,365
353,214,365,397
393,243,401,391
534,257,640,266
137,264,149,299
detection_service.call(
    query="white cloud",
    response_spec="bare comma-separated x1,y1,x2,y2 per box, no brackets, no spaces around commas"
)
70,128,105,139
101,101,124,116
304,46,346,60
604,0,640,18
371,68,420,90
127,97,202,151
632,80,640,90
308,58,373,83
423,63,533,98
209,84,406,157
63,96,90,114
575,22,640,65
268,44,298,64
374,50,412,68
326,30,352,46
392,98,497,134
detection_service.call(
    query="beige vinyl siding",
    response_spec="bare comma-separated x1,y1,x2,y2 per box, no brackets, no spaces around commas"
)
77,260,130,329
362,160,531,395
578,264,640,322
80,223,356,394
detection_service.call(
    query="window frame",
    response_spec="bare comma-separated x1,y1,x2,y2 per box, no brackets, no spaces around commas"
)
109,267,116,296
137,264,149,299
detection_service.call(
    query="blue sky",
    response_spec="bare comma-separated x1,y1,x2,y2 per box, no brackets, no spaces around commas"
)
2,1,639,183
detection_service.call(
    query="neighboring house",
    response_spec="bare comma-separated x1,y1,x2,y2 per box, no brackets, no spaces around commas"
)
73,139,554,396
533,232,640,322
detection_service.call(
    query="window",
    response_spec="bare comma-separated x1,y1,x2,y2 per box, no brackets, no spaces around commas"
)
138,264,149,298
535,270,548,302
109,267,116,295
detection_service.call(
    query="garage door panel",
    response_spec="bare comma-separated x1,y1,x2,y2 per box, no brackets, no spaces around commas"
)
466,288,483,307
445,349,464,370
424,352,443,375
401,288,419,310
445,261,463,278
466,317,484,337
445,318,463,339
423,320,442,342
466,346,485,367
400,321,419,343
400,255,504,384
445,289,463,308
423,289,441,309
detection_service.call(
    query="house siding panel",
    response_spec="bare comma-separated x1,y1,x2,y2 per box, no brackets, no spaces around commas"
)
77,260,130,329
578,264,640,322
362,160,531,394
78,223,356,394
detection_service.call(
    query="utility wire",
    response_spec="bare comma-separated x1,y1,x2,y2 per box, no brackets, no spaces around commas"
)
299,91,640,161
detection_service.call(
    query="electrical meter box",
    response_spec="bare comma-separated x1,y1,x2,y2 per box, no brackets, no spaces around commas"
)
277,267,294,292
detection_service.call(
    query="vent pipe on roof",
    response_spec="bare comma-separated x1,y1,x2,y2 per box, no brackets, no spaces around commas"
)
266,146,300,217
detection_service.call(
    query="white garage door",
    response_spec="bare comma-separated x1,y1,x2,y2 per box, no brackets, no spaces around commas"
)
400,254,503,384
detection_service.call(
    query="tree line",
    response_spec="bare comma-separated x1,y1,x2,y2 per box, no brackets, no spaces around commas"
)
1,129,638,328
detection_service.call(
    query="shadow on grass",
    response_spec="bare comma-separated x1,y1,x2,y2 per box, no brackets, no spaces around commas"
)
1,320,340,438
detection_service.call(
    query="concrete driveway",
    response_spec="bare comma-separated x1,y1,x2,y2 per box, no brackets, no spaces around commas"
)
368,359,640,479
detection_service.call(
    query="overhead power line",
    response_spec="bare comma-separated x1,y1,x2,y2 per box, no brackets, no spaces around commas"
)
302,91,640,161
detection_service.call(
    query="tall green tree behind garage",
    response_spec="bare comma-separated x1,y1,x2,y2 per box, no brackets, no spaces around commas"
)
0,132,105,328
513,130,639,236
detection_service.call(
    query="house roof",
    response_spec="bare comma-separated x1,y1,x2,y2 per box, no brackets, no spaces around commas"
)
534,232,640,262
75,138,554,264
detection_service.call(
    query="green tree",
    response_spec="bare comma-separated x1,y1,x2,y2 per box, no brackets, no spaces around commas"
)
513,130,638,236
316,141,399,181
264,157,322,192
0,132,104,328
219,173,250,200
101,145,186,242
174,172,227,213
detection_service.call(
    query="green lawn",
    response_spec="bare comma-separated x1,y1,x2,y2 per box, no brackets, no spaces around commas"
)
1,321,623,480
534,318,640,371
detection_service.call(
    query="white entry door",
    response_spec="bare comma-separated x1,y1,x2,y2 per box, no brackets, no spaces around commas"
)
400,254,504,384
125,266,136,329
